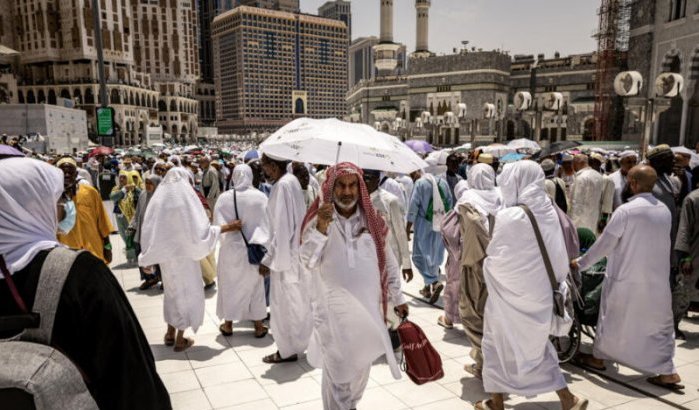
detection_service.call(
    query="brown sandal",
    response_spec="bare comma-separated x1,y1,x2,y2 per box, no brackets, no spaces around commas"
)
219,323,233,336
164,334,175,346
254,327,268,339
173,337,194,352
262,351,297,363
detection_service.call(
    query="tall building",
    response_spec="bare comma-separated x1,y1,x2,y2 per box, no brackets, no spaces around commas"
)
239,0,299,13
131,0,200,141
318,0,351,40
212,5,348,133
1,0,160,145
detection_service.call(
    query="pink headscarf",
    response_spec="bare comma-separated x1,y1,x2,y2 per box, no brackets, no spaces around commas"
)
301,162,390,320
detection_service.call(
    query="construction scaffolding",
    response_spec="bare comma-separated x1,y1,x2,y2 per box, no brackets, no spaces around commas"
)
593,0,631,140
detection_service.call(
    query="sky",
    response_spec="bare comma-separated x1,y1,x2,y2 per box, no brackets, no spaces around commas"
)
300,0,599,58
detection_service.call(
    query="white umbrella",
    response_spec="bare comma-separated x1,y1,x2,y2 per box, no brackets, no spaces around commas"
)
480,143,517,158
259,118,428,174
507,138,541,153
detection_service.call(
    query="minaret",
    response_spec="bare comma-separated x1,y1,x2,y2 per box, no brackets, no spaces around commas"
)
415,0,430,54
380,0,394,43
374,0,399,74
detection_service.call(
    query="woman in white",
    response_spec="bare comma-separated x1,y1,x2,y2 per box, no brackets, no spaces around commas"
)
478,161,586,410
139,168,239,351
215,164,269,338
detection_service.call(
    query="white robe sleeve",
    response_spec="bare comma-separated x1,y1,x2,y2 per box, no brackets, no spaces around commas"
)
262,182,298,271
299,225,329,270
577,208,626,271
387,197,411,269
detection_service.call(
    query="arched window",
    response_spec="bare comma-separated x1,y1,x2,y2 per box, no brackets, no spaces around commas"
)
159,100,167,112
48,90,57,105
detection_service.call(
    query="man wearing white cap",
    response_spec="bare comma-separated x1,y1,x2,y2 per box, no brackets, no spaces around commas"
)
609,151,638,210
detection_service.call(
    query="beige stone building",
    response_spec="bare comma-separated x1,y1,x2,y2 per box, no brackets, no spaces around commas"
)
0,0,200,144
131,0,199,142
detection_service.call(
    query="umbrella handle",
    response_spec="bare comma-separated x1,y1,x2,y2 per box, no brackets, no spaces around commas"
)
334,141,342,165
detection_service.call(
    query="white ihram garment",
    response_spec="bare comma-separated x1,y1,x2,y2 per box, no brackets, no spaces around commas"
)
300,209,405,410
578,193,676,375
139,168,220,332
370,189,410,269
570,167,605,233
258,173,313,358
214,165,268,322
482,161,568,396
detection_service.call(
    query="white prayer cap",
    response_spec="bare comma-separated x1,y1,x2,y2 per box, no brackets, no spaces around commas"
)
619,150,638,160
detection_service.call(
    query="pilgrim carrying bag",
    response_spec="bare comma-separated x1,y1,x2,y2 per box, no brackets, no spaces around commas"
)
396,317,444,385
0,249,98,410
233,189,267,265
519,205,574,337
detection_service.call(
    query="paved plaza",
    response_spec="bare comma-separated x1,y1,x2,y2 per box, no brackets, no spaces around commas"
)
109,236,699,410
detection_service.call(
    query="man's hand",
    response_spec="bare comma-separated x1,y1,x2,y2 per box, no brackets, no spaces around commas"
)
402,268,414,283
405,222,413,241
570,259,579,271
394,303,409,319
222,220,243,233
259,264,270,277
316,203,334,235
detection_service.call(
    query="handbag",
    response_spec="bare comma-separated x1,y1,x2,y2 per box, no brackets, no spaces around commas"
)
519,204,573,337
233,189,267,265
396,317,444,385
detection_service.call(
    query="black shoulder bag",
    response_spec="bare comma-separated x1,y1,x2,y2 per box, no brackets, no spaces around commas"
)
233,189,267,265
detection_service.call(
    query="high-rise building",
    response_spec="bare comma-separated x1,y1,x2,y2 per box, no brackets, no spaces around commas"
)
212,5,348,133
318,0,351,40
131,0,200,140
1,0,161,145
239,0,299,13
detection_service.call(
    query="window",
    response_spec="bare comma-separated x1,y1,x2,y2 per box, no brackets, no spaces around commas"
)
669,0,687,21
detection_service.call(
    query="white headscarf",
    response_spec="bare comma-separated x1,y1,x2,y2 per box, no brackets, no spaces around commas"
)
453,179,469,202
497,160,547,208
0,158,63,275
233,164,253,191
138,167,219,266
458,164,503,229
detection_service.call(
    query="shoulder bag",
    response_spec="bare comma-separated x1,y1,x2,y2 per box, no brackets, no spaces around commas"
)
233,189,267,265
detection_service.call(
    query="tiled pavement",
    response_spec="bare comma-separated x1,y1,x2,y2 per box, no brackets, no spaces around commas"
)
109,236,699,410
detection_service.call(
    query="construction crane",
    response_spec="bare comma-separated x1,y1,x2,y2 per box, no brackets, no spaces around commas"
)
593,0,631,140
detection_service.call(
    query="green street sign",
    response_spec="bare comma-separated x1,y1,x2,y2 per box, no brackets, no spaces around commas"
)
96,106,115,137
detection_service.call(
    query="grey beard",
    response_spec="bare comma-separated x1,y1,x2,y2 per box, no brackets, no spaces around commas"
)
334,198,358,210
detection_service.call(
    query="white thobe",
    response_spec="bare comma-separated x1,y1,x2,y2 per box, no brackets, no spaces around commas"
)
214,188,268,322
370,189,410,270
482,197,568,396
260,173,313,358
396,175,414,208
300,209,405,410
380,176,408,211
578,193,676,375
609,170,627,210
601,174,614,215
570,167,605,233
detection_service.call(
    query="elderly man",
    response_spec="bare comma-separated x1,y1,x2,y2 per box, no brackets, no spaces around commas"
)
259,154,313,363
478,160,586,410
569,154,608,233
572,165,683,391
648,145,684,338
200,156,221,210
299,163,409,410
609,151,638,210
407,169,453,303
56,157,114,264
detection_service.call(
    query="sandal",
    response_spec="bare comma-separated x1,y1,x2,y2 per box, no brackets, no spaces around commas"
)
646,376,685,392
474,399,493,410
419,286,432,300
464,363,483,380
262,351,298,364
219,323,233,336
164,334,175,346
437,315,454,329
570,398,589,410
254,327,268,339
139,277,159,290
572,353,606,371
173,337,195,352
429,282,444,304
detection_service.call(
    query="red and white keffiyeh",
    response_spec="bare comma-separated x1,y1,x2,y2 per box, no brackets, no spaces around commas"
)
301,162,390,319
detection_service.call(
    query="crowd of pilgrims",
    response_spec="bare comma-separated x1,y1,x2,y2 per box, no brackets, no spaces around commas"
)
1,139,698,410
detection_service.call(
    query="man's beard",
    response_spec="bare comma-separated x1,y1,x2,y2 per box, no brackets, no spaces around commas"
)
334,197,358,210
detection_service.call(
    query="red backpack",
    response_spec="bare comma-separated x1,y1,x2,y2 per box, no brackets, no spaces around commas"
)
396,319,444,385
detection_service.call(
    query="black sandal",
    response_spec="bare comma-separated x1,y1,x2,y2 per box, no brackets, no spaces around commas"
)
647,376,685,392
429,283,444,304
254,327,268,339
262,351,297,364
